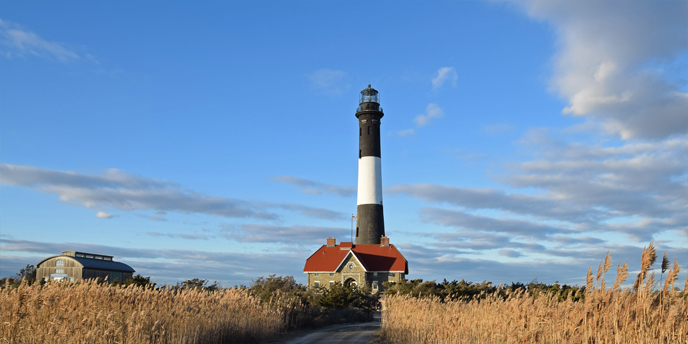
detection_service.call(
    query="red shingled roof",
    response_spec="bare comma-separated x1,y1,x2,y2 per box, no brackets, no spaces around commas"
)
304,243,408,273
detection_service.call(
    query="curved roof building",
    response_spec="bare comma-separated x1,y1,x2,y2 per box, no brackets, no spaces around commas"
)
36,250,135,283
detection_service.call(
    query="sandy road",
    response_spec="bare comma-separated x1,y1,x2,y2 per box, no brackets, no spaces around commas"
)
280,313,381,344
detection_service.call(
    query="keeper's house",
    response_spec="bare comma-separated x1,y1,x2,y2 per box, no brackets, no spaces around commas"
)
303,237,408,294
36,250,135,283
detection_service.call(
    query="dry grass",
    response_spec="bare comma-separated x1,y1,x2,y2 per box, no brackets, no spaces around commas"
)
1,280,309,344
380,243,688,344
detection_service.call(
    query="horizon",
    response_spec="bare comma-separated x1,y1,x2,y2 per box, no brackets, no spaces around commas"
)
1,1,687,288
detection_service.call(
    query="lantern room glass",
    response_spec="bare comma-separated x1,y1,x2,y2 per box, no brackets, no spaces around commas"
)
359,84,379,104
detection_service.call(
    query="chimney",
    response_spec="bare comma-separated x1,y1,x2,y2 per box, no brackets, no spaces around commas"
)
380,236,389,247
327,237,336,247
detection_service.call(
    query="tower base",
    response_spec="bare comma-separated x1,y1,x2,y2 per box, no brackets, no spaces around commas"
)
355,204,385,245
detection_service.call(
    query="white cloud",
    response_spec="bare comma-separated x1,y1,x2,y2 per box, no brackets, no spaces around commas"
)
396,128,416,137
484,123,515,135
95,211,115,219
420,207,572,239
308,68,349,95
273,203,347,220
388,183,605,224
391,131,688,242
147,232,210,240
413,103,444,127
432,67,458,90
272,176,356,197
0,164,345,221
499,249,523,258
221,224,349,244
0,18,81,62
502,0,688,139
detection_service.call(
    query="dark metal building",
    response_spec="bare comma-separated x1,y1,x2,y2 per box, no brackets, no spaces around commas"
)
36,250,135,283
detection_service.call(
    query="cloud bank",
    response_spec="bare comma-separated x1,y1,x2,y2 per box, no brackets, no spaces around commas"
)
0,164,345,221
272,176,356,197
505,0,688,140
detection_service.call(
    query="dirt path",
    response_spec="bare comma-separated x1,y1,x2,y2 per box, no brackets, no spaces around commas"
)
279,313,381,344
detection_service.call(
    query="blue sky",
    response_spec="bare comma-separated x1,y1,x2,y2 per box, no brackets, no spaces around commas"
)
2,1,687,288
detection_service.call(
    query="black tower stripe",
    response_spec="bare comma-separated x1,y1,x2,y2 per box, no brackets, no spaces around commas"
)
356,102,383,158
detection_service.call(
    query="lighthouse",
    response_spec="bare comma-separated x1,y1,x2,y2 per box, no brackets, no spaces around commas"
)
303,85,409,292
355,85,385,245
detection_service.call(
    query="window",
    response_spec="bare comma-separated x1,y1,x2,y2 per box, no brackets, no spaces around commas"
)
348,263,355,270
373,281,378,290
373,272,378,276
330,281,334,286
356,227,359,237
85,255,94,259
103,257,112,261
55,269,64,274
330,273,334,276
401,274,405,279
314,281,320,287
389,273,395,277
56,260,65,267
95,256,103,260
76,253,85,258
314,273,319,276
359,150,361,159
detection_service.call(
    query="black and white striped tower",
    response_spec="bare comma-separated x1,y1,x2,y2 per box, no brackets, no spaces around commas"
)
355,85,385,245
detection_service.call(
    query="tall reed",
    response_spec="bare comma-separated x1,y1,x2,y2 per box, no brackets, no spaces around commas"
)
380,243,688,344
1,280,308,344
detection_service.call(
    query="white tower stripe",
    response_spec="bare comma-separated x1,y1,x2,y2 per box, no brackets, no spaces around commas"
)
357,156,383,205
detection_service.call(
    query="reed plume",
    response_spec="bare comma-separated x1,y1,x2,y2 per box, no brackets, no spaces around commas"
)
661,258,680,294
586,266,593,292
634,241,657,292
611,260,628,292
660,251,669,287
